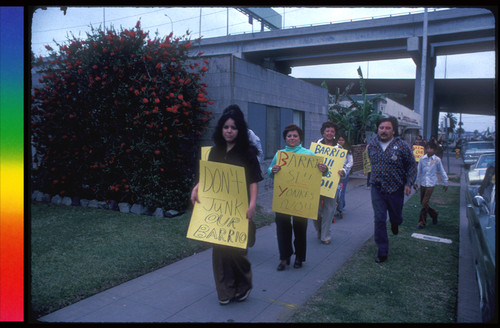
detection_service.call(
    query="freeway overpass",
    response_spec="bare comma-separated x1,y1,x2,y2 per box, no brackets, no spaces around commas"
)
302,77,496,116
196,7,496,137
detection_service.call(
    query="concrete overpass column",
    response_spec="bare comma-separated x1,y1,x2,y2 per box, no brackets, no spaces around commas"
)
427,55,439,138
407,9,438,139
412,48,436,140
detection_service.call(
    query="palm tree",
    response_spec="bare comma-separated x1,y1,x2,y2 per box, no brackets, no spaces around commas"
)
324,67,404,145
322,80,355,142
444,112,457,132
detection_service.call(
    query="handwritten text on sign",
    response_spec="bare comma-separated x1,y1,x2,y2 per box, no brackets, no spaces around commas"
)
272,151,323,220
187,160,249,249
412,145,425,162
310,143,347,198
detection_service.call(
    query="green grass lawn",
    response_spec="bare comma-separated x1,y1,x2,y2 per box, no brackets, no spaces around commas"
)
290,186,460,323
30,203,274,318
31,185,460,322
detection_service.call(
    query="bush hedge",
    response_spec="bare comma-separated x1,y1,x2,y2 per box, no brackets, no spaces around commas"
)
31,21,213,211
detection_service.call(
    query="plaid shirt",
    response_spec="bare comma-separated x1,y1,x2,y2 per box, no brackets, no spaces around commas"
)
368,136,417,193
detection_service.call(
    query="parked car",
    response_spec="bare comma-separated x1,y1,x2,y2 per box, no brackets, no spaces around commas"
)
467,153,495,185
465,164,495,322
462,141,495,167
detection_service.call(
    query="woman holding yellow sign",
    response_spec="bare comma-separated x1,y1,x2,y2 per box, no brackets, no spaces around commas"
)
190,105,263,305
313,121,340,245
268,124,328,271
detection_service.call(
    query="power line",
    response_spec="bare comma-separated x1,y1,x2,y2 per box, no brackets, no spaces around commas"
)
32,7,229,46
32,7,169,33
143,8,226,31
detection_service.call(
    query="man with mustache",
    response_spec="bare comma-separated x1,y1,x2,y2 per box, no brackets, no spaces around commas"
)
367,117,417,263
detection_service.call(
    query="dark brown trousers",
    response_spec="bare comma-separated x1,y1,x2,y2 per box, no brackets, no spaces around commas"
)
212,245,252,301
419,186,438,227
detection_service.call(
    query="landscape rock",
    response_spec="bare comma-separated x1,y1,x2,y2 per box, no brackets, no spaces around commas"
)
51,195,62,205
164,209,180,218
118,202,130,213
35,191,44,202
32,190,41,201
88,199,99,208
130,204,145,215
153,208,164,218
42,193,51,203
97,201,108,209
61,197,72,206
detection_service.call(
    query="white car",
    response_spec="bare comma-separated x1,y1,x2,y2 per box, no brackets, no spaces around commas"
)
462,141,495,167
467,153,495,185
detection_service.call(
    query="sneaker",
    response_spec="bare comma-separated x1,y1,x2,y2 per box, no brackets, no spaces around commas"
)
236,288,252,302
219,299,230,305
417,225,424,229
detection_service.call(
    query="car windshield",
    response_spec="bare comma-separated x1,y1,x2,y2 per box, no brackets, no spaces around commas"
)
476,155,495,168
468,142,494,150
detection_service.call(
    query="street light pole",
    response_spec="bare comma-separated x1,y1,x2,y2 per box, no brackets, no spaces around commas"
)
164,14,173,34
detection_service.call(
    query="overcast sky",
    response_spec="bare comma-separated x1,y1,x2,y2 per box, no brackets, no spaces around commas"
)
31,6,496,132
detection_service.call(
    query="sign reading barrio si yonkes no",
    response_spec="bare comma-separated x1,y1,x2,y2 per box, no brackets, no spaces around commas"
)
272,151,323,220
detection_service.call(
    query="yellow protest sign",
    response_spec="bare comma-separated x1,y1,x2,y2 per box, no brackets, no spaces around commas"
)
412,145,425,162
201,146,211,161
363,149,371,174
187,160,249,249
310,142,347,198
272,151,324,220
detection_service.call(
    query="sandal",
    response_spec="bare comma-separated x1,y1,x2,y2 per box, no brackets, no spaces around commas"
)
277,258,290,271
293,258,303,268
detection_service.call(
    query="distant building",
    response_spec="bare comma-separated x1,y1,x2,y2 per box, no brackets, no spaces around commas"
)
338,95,422,145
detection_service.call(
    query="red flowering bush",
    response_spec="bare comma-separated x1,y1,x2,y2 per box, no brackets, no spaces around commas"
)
31,21,213,210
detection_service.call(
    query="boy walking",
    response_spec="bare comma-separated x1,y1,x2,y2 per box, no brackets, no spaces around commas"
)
413,142,448,228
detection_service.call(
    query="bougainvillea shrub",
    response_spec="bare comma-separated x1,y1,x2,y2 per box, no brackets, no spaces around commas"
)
31,21,213,210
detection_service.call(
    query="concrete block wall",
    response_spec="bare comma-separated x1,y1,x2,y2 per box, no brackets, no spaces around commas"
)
199,54,329,204
200,54,328,148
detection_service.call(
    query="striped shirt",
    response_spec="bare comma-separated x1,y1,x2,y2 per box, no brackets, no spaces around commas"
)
368,136,417,193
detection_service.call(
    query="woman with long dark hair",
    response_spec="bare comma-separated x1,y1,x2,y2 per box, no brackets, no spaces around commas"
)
191,104,263,305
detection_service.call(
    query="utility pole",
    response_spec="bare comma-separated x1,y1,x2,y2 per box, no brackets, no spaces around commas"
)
420,8,429,138
459,113,462,139
445,115,450,173
199,8,202,39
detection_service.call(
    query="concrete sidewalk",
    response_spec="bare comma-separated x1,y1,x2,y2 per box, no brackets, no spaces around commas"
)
39,152,481,323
